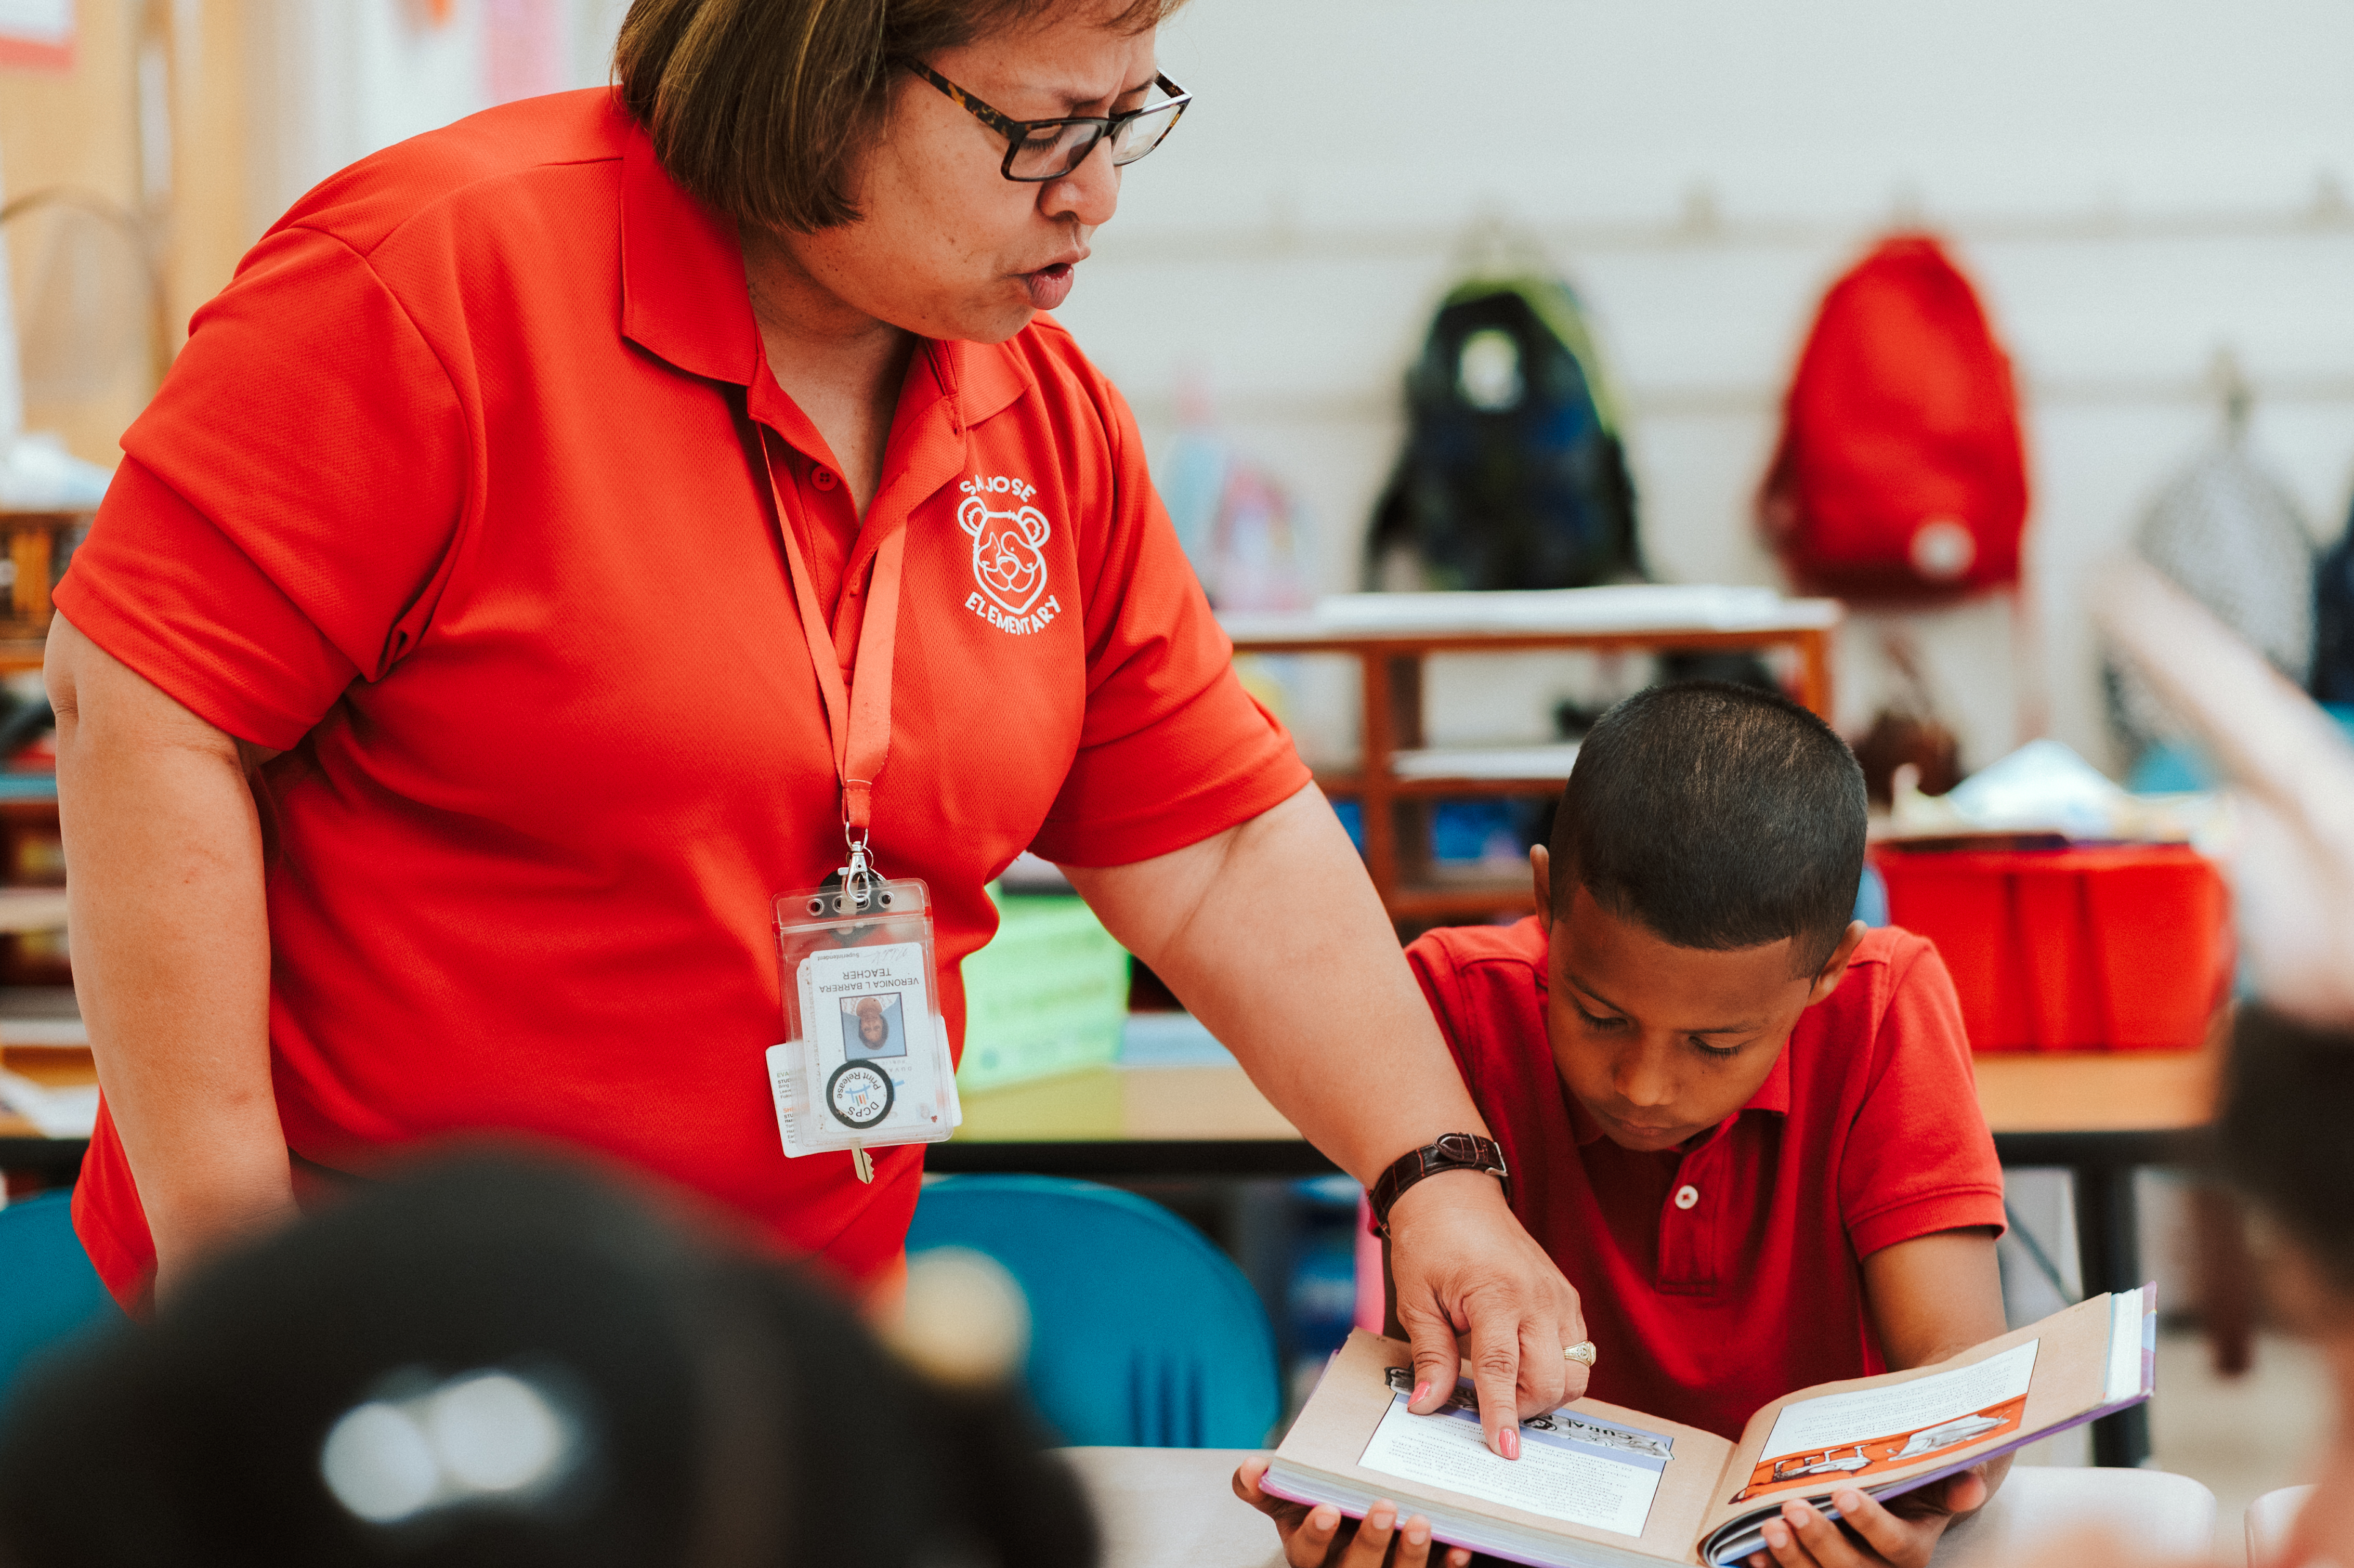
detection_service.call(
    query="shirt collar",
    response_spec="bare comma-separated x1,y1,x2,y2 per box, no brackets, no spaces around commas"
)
619,116,1035,432
620,117,758,386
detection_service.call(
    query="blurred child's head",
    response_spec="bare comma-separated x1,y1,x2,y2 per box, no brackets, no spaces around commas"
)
2220,1007,2354,1567
1532,681,1869,1152
0,1152,1095,1568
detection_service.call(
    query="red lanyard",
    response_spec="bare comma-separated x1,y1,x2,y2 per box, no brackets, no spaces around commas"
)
756,433,907,861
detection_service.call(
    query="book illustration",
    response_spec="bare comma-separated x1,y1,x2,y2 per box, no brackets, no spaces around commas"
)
1734,1397,2021,1500
1361,1369,1677,1539
1731,1342,2036,1504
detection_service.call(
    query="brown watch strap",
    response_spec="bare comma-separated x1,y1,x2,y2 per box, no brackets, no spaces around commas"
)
1368,1133,1510,1236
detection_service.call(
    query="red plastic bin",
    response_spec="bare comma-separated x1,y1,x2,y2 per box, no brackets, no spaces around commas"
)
1871,843,2230,1052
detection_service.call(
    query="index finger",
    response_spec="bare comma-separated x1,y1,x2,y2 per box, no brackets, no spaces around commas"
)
1463,1303,1526,1458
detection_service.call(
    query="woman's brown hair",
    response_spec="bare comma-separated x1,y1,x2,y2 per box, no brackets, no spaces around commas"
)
615,0,1182,235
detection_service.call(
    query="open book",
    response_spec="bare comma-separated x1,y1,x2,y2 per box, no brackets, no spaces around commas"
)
1264,1287,2154,1568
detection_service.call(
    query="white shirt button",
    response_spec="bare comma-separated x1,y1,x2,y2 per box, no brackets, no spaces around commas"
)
1673,1185,1700,1210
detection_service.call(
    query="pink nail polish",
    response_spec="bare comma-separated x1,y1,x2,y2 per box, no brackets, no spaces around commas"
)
1410,1381,1431,1406
1499,1428,1520,1460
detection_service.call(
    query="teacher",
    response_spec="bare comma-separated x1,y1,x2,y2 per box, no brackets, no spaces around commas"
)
46,0,1581,1447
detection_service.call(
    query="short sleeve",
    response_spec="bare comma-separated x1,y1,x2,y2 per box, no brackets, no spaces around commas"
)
55,225,469,750
1838,938,2008,1258
1026,377,1309,867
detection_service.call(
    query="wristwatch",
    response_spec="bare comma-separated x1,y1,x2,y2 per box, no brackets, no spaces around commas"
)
1368,1133,1510,1237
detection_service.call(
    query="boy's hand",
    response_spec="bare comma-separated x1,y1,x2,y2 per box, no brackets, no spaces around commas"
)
1743,1470,1991,1568
1386,1169,1588,1455
1234,1456,1472,1568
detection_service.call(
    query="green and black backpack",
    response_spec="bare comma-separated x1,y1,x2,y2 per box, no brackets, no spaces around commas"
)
1367,275,1641,591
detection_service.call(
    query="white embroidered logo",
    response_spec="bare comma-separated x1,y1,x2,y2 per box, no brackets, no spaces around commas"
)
958,475,1063,636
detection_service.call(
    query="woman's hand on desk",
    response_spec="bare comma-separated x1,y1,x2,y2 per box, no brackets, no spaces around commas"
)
1745,1469,1991,1568
1233,1456,1470,1568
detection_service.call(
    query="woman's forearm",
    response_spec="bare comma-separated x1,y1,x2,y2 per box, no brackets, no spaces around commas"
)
49,615,294,1294
1062,783,1488,1183
1068,786,1588,1446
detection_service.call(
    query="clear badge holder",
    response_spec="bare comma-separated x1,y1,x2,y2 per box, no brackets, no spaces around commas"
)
768,872,961,1181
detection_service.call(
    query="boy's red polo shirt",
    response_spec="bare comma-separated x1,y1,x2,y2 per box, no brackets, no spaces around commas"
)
1407,919,2004,1440
57,90,1307,1306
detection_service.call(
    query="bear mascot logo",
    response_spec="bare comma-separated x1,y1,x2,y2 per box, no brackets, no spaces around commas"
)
959,494,1052,616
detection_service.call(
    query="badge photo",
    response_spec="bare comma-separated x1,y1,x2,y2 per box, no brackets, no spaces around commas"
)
842,992,908,1061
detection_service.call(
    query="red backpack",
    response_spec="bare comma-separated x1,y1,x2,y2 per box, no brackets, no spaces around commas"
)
1760,236,2028,599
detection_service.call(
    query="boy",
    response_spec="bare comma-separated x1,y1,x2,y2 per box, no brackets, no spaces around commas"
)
1243,682,2009,1568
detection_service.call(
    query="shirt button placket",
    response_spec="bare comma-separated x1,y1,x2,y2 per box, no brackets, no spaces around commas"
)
1657,1152,1718,1295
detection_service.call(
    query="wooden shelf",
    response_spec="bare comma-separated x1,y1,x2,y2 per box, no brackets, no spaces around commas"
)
1394,776,1574,799
1316,773,1586,800
1384,883,1540,920
1230,590,1841,932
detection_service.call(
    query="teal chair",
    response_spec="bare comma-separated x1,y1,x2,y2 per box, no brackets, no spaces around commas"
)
0,1191,120,1411
906,1175,1280,1448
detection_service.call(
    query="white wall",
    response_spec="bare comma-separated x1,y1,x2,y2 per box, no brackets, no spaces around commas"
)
246,0,627,235
1054,0,2354,771
245,0,2354,772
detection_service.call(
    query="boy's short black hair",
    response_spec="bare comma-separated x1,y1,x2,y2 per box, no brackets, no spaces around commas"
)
2221,1007,2354,1299
1550,681,1868,975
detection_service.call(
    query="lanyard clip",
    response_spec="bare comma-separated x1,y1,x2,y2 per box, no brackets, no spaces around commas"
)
839,818,879,908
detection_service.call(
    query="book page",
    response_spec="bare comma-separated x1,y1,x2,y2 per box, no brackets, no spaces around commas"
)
1699,1292,2128,1537
1358,1369,1676,1537
1272,1332,1734,1563
1729,1341,2035,1503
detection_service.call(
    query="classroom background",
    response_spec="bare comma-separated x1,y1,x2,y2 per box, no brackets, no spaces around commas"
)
6,1,2353,1558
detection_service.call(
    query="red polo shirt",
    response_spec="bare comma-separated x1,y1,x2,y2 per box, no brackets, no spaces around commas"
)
1407,920,2005,1440
59,89,1308,1306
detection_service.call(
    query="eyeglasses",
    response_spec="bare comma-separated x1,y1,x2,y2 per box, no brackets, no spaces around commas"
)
904,62,1191,182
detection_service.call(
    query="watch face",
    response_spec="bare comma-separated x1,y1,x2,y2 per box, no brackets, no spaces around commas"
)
826,1061,895,1130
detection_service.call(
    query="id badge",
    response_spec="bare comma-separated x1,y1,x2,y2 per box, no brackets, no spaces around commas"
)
768,877,961,1177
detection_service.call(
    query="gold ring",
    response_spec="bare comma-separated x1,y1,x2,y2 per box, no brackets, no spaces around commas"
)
1564,1340,1598,1367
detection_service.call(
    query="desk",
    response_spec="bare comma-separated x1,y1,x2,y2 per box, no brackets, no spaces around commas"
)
0,1045,95,1181
936,1047,2220,1469
4,1046,2216,1466
1060,1447,2216,1568
1972,1047,2218,1471
0,895,84,1175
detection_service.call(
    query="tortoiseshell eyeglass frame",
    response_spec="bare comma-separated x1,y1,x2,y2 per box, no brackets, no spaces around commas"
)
902,61,1191,182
